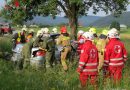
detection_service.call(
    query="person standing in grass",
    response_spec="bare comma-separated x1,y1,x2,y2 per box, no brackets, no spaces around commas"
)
77,32,98,90
40,28,56,68
56,26,71,72
96,29,108,72
76,30,84,56
104,28,128,85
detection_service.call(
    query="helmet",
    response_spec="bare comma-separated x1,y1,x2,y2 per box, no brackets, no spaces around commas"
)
36,30,43,37
110,28,119,34
89,28,96,34
21,27,27,32
78,30,84,34
23,25,26,28
102,29,108,36
40,28,45,33
52,28,57,33
108,28,119,38
29,29,34,33
60,26,67,33
40,28,49,34
43,28,49,34
83,32,94,41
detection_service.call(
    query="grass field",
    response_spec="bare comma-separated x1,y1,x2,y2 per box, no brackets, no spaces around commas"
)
0,28,130,90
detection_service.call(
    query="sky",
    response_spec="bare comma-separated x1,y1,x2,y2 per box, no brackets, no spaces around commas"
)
0,0,130,17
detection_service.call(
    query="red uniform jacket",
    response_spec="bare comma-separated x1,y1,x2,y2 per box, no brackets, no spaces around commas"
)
77,40,99,75
77,36,84,55
104,38,127,68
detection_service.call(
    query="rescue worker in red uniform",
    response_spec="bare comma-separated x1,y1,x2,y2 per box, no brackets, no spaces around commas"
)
77,32,99,90
104,28,128,85
76,30,84,56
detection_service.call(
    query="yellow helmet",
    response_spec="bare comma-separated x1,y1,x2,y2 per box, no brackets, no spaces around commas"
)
102,29,108,36
89,28,96,34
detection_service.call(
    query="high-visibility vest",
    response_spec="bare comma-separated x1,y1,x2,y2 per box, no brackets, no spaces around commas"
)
16,32,21,44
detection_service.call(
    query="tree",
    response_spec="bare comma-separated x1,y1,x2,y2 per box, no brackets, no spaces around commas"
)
110,21,120,31
1,0,129,39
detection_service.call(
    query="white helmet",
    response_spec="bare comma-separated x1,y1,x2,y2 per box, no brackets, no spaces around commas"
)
108,28,119,38
36,30,42,37
40,28,45,33
21,27,27,32
83,32,94,41
44,28,49,34
41,28,49,34
52,28,57,33
28,29,34,33
23,25,26,28
78,30,84,34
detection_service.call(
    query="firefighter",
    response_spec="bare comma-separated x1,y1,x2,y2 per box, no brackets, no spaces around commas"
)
40,28,56,68
26,29,34,42
21,38,34,69
12,31,19,49
12,30,26,49
96,29,108,72
19,28,27,44
20,29,35,69
104,28,128,85
33,29,44,48
77,32,98,90
56,26,71,72
89,27,98,45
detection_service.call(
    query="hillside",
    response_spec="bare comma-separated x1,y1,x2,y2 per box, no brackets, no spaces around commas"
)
90,11,130,27
26,15,101,26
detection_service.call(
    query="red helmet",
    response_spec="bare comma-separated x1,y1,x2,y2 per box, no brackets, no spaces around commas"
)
60,26,67,33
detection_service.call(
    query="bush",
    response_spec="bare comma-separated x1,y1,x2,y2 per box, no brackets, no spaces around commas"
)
0,36,12,53
110,21,120,31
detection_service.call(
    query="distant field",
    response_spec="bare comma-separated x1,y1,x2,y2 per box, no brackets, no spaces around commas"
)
0,27,130,90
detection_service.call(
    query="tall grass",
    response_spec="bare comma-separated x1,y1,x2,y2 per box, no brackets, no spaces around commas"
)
0,35,12,53
0,28,130,90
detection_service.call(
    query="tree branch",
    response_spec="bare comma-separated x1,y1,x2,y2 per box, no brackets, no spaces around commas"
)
57,0,68,16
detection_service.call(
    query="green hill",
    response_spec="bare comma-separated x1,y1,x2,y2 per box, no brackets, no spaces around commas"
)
90,11,130,27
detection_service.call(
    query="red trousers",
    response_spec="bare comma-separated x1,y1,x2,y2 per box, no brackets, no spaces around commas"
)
79,73,97,87
109,67,123,82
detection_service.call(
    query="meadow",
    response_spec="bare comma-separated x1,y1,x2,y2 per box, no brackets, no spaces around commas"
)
0,27,130,90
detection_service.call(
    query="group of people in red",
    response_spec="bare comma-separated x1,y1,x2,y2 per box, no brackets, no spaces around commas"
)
76,28,128,90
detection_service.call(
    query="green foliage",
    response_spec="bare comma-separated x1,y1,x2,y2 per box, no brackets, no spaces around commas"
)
0,36,12,53
110,21,120,31
1,0,129,24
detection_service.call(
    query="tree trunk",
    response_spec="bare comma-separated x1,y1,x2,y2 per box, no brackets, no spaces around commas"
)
57,1,78,40
68,4,78,40
69,16,78,40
